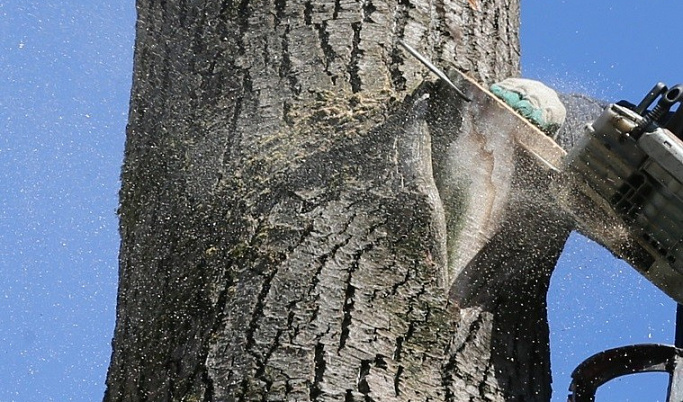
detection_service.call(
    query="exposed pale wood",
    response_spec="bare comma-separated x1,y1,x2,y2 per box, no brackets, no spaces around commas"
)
431,69,567,288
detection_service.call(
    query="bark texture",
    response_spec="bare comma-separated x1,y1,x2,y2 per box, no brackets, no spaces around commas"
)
104,0,582,401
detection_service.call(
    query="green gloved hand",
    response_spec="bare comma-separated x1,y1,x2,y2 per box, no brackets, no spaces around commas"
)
490,78,566,138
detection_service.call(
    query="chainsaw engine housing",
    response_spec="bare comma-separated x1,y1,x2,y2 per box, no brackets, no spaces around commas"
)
561,85,683,302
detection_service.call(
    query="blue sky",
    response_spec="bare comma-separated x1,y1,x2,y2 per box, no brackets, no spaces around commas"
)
1,2,134,400
0,0,680,401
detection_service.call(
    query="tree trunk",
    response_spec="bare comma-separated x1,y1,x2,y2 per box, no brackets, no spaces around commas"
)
104,0,583,400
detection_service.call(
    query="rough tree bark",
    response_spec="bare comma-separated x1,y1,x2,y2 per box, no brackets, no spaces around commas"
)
105,1,600,401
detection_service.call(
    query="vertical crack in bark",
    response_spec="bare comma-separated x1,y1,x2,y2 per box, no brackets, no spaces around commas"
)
389,46,407,92
477,359,493,401
392,336,403,361
309,235,352,331
374,354,387,369
303,1,313,25
200,268,234,401
338,281,356,351
348,22,363,93
332,0,341,19
274,0,286,23
201,368,215,402
357,359,373,400
312,238,348,296
285,300,298,342
314,21,337,83
284,380,293,398
239,265,279,398
389,0,412,94
254,328,282,394
345,389,354,402
492,7,500,32
338,240,374,352
310,342,326,400
394,365,403,396
279,25,300,95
